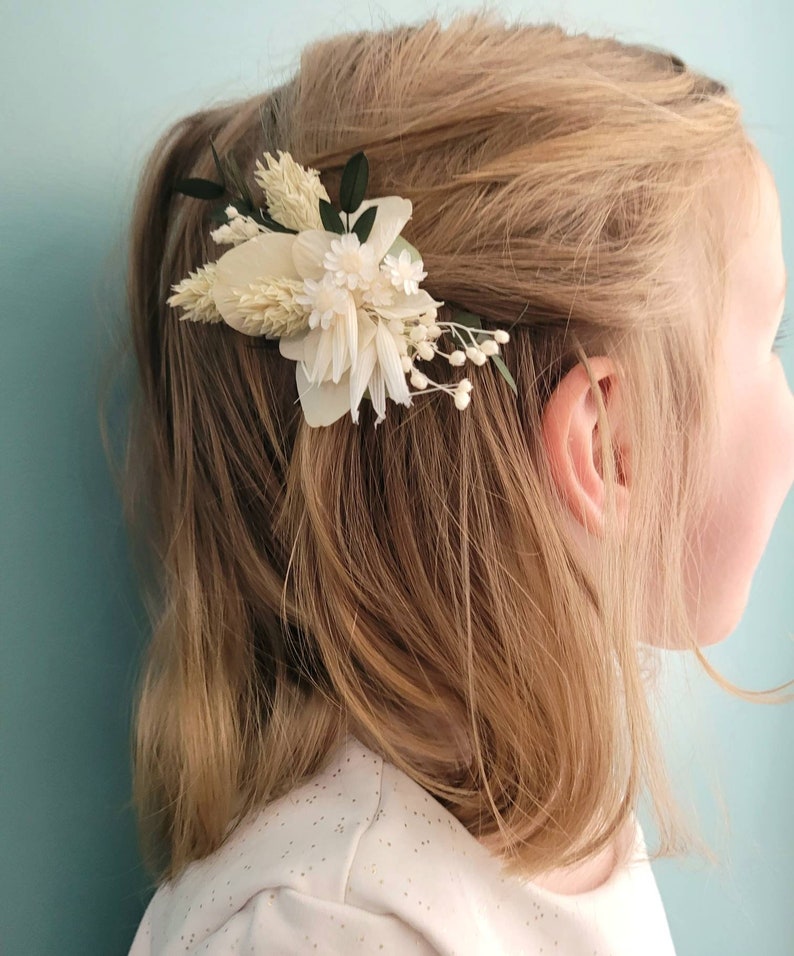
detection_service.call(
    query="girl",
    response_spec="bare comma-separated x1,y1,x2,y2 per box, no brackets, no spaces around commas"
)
119,11,794,954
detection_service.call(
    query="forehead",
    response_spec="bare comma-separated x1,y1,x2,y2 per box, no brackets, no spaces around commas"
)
723,152,784,316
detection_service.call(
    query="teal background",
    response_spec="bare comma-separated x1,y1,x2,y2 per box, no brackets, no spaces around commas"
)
1,1,791,953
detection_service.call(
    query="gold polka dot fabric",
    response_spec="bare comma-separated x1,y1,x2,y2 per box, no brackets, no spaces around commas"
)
128,735,677,954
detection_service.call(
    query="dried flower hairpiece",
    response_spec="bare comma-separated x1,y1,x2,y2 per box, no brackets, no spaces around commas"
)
167,144,517,427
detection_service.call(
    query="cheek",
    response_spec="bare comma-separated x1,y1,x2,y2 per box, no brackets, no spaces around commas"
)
685,361,794,644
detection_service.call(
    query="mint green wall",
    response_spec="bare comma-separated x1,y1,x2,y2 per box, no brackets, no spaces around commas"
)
2,2,791,954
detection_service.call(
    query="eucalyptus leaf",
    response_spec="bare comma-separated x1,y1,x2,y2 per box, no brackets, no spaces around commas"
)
452,310,483,329
351,205,377,243
491,354,518,396
448,309,483,350
319,199,346,234
228,195,254,216
339,151,369,214
172,177,225,200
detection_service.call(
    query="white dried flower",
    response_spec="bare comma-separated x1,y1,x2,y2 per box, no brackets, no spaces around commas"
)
210,214,265,247
323,233,380,291
359,269,396,308
166,262,223,323
465,345,488,366
253,150,330,232
232,276,309,337
382,248,428,295
296,273,356,331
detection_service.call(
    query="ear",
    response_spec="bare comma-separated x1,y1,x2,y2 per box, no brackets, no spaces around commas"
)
540,356,630,538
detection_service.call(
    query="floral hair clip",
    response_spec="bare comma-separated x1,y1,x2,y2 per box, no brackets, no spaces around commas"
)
167,144,517,427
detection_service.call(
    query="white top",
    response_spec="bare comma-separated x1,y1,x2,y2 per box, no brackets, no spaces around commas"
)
128,734,677,955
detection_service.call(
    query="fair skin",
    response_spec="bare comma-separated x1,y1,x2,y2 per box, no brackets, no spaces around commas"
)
526,152,794,893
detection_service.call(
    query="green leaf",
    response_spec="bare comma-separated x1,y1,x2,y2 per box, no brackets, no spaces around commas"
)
228,195,254,216
209,139,226,187
452,310,483,329
209,201,230,223
448,309,483,350
172,177,225,200
339,151,369,214
351,205,377,243
257,211,298,234
319,199,346,234
491,354,518,396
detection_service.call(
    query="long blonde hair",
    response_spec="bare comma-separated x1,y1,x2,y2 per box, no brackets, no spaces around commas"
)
104,10,789,890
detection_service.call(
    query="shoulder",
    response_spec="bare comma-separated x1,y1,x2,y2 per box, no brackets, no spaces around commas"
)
128,735,448,954
129,882,436,954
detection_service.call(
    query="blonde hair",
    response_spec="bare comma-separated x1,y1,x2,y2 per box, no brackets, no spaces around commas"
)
104,10,791,891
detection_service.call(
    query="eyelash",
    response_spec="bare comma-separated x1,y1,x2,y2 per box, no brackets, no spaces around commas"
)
773,313,791,355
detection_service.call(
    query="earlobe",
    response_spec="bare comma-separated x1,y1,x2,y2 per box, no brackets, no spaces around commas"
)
540,357,630,538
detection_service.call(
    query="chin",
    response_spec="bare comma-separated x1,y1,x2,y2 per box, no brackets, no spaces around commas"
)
695,590,751,647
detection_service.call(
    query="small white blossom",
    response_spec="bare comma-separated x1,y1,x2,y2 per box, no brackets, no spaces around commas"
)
296,273,355,330
465,345,488,365
358,269,396,308
479,338,499,355
448,350,467,366
323,233,380,291
382,248,427,295
210,212,265,247
494,329,510,344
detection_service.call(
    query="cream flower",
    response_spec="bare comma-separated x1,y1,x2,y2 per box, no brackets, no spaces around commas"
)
296,273,357,331
359,270,396,308
323,233,380,290
253,150,330,232
281,309,414,427
272,196,444,426
167,262,223,323
382,248,428,295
